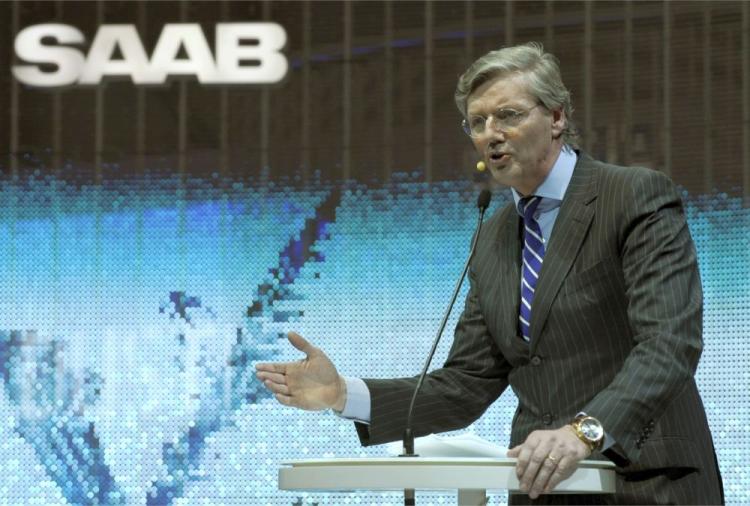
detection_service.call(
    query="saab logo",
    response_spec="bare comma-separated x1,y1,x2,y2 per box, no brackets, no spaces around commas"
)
12,23,288,87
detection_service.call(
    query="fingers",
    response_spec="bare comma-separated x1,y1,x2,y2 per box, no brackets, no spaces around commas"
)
512,428,586,499
255,362,287,375
287,331,315,355
517,441,547,496
256,371,286,385
255,364,291,397
274,393,293,406
255,332,314,372
513,435,539,482
262,377,291,397
255,331,338,411
256,332,313,383
544,455,575,495
518,449,575,499
527,453,561,499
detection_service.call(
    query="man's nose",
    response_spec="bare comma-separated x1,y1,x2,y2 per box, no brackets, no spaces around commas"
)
473,136,504,155
488,136,506,149
475,127,505,146
486,131,507,150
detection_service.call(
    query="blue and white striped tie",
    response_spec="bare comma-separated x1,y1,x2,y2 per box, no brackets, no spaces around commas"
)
519,196,545,342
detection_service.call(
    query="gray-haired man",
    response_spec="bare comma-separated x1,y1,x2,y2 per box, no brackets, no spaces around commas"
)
258,43,723,504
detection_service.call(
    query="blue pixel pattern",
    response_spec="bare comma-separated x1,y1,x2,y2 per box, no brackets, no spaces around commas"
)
0,174,746,505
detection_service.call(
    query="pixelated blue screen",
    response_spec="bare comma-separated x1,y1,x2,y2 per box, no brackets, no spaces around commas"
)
0,175,746,505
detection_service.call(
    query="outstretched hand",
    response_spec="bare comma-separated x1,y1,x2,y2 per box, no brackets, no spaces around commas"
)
255,331,347,411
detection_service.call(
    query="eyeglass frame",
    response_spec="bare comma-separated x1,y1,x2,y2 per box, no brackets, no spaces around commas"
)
461,103,545,138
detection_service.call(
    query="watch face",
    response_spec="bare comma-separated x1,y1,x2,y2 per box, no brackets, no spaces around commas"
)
581,418,604,441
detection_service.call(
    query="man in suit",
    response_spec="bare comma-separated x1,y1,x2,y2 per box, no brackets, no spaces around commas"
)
256,43,723,504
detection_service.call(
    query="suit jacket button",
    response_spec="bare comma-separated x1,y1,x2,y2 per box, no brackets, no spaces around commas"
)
530,355,542,366
542,413,553,425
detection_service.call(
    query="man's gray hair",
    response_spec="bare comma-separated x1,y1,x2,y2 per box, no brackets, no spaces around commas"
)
454,42,580,148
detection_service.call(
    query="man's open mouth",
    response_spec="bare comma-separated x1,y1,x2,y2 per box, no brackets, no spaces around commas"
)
489,152,508,163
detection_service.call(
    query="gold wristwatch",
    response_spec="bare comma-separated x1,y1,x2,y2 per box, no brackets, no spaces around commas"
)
570,415,604,452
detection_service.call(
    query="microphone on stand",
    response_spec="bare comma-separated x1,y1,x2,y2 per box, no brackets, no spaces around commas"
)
400,189,492,505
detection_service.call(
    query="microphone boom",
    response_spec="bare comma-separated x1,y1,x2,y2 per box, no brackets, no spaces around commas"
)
400,189,492,505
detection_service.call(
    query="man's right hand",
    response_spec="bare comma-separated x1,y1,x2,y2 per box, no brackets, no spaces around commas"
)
255,331,347,411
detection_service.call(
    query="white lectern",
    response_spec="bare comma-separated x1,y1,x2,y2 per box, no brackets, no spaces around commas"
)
279,457,616,505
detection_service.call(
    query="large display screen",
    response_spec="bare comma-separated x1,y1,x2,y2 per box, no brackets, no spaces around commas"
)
0,176,746,505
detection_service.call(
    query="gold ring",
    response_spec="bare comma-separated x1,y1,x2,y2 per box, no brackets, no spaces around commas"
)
547,455,558,463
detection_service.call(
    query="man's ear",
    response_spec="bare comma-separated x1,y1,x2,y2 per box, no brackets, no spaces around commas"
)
551,108,566,139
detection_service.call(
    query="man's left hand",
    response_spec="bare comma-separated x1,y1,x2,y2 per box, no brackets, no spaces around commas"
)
507,425,591,499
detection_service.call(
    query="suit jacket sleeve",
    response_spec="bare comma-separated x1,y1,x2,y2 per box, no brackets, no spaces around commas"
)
582,168,704,463
355,266,511,446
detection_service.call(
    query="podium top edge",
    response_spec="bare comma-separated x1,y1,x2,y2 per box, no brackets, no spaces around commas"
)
281,457,616,469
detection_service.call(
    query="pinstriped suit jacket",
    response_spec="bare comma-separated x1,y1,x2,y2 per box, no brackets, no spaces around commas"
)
355,154,722,499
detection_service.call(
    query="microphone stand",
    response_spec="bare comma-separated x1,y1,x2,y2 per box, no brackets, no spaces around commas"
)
399,190,491,506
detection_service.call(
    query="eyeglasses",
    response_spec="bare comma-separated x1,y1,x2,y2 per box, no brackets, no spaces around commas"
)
461,104,544,138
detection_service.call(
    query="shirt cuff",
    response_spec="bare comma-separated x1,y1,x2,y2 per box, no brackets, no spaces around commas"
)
332,376,372,424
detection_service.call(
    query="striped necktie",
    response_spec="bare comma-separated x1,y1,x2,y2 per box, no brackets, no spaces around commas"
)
519,196,545,342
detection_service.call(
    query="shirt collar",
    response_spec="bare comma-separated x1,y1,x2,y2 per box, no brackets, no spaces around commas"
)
512,145,577,215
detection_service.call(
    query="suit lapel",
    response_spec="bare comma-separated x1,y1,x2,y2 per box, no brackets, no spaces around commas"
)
529,156,598,351
493,204,523,345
